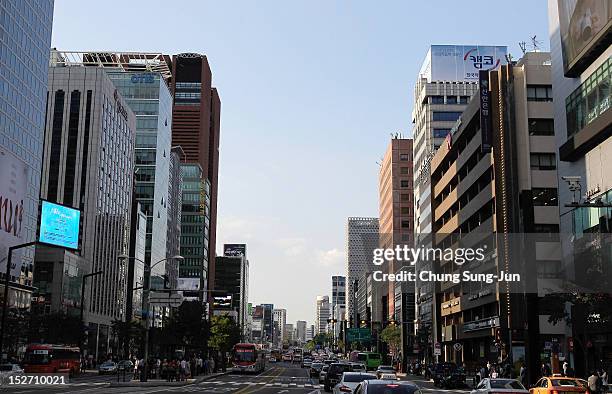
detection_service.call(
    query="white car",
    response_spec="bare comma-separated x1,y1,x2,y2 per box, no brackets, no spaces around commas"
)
333,372,377,393
0,363,24,378
471,378,528,393
379,372,398,380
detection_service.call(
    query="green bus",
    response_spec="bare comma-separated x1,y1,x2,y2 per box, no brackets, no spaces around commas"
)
356,352,382,370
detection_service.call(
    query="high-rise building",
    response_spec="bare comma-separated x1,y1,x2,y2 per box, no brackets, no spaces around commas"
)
272,309,287,347
261,304,274,343
378,137,415,365
165,146,183,290
296,320,307,343
315,295,330,335
284,323,294,343
306,325,315,342
429,53,561,379
36,66,136,357
170,54,221,302
345,217,379,325
178,164,210,297
548,0,612,376
412,45,506,332
331,275,346,335
51,51,178,292
0,0,54,312
214,244,249,335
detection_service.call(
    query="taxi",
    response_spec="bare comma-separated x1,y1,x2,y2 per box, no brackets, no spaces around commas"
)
529,375,589,394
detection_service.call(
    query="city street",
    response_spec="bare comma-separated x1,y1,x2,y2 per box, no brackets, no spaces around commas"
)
1,363,472,393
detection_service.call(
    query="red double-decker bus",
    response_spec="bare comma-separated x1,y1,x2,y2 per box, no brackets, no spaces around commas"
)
23,344,81,376
231,343,265,373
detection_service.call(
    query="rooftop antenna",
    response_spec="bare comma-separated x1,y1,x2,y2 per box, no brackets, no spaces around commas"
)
518,41,527,55
530,35,542,52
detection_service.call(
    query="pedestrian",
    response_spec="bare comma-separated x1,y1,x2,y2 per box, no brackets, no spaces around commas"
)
562,361,568,376
480,364,488,380
519,363,527,387
601,369,608,385
491,366,498,379
588,371,601,394
180,358,187,381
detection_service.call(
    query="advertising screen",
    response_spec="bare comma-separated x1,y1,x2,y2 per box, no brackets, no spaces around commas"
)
38,201,81,250
224,243,246,257
558,0,612,76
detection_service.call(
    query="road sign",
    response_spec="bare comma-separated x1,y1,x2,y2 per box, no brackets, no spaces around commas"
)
453,342,463,351
434,342,441,356
346,328,371,343
149,292,183,307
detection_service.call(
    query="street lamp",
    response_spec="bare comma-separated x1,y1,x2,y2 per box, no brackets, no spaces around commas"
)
118,255,183,381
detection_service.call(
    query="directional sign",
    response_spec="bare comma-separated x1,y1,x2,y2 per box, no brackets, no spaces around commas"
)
149,292,183,307
434,342,441,356
346,328,371,343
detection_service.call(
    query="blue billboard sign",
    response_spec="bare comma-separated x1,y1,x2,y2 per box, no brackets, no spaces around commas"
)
38,201,81,250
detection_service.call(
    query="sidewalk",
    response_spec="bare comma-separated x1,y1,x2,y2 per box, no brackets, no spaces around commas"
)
108,371,229,387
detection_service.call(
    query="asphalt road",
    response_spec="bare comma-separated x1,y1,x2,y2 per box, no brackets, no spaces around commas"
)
0,363,472,393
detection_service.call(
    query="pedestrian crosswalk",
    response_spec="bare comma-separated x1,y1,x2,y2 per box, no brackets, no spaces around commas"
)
199,380,322,388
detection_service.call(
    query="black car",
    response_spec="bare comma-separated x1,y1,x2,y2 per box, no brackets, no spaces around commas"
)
310,362,324,377
324,362,352,392
431,362,464,388
355,380,422,393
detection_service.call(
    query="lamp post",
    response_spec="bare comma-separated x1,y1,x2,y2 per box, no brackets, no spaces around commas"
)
79,270,103,355
118,254,183,382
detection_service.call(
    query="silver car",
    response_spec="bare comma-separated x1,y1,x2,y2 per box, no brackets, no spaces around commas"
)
333,372,377,394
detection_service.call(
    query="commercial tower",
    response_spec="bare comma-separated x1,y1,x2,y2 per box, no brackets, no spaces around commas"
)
37,66,136,356
378,137,414,363
296,320,307,343
0,0,54,310
170,53,221,303
214,244,249,335
315,295,330,335
429,52,562,383
331,275,346,335
548,0,612,376
412,45,505,333
345,217,379,325
272,309,287,347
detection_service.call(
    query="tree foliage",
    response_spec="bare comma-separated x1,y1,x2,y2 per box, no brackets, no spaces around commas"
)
380,325,401,355
208,314,241,354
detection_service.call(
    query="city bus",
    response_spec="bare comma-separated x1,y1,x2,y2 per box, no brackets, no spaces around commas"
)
22,344,81,376
231,343,266,373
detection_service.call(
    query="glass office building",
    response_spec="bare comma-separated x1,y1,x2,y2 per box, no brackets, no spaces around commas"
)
0,0,54,306
106,71,173,286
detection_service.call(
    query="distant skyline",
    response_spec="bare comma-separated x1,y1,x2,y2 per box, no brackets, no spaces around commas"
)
52,0,549,325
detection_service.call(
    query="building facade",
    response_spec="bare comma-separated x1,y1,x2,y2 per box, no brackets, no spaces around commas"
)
331,275,346,335
296,320,307,344
429,53,562,382
273,309,287,347
315,295,330,335
548,0,612,375
345,217,379,325
170,53,221,302
0,0,54,313
37,66,136,358
214,250,249,334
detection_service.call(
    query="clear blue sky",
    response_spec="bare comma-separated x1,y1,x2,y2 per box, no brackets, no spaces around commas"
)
52,0,549,325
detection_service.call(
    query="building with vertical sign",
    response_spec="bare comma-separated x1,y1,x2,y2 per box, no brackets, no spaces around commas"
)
36,65,136,357
428,52,561,376
0,0,54,312
214,244,249,335
170,53,221,305
412,45,506,342
548,0,612,376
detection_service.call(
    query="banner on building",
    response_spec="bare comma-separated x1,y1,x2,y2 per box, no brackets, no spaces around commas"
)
0,149,28,278
479,70,493,153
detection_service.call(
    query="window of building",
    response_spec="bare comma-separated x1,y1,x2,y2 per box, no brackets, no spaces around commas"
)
400,153,410,161
530,153,556,170
433,128,451,138
401,220,411,228
533,224,560,233
400,193,410,202
446,96,457,104
527,85,553,102
400,180,410,188
400,167,409,174
401,207,411,215
432,111,462,122
460,96,470,104
528,119,555,136
430,96,444,104
532,188,558,206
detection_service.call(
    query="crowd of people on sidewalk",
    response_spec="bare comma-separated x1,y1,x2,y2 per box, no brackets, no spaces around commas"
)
132,353,223,381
